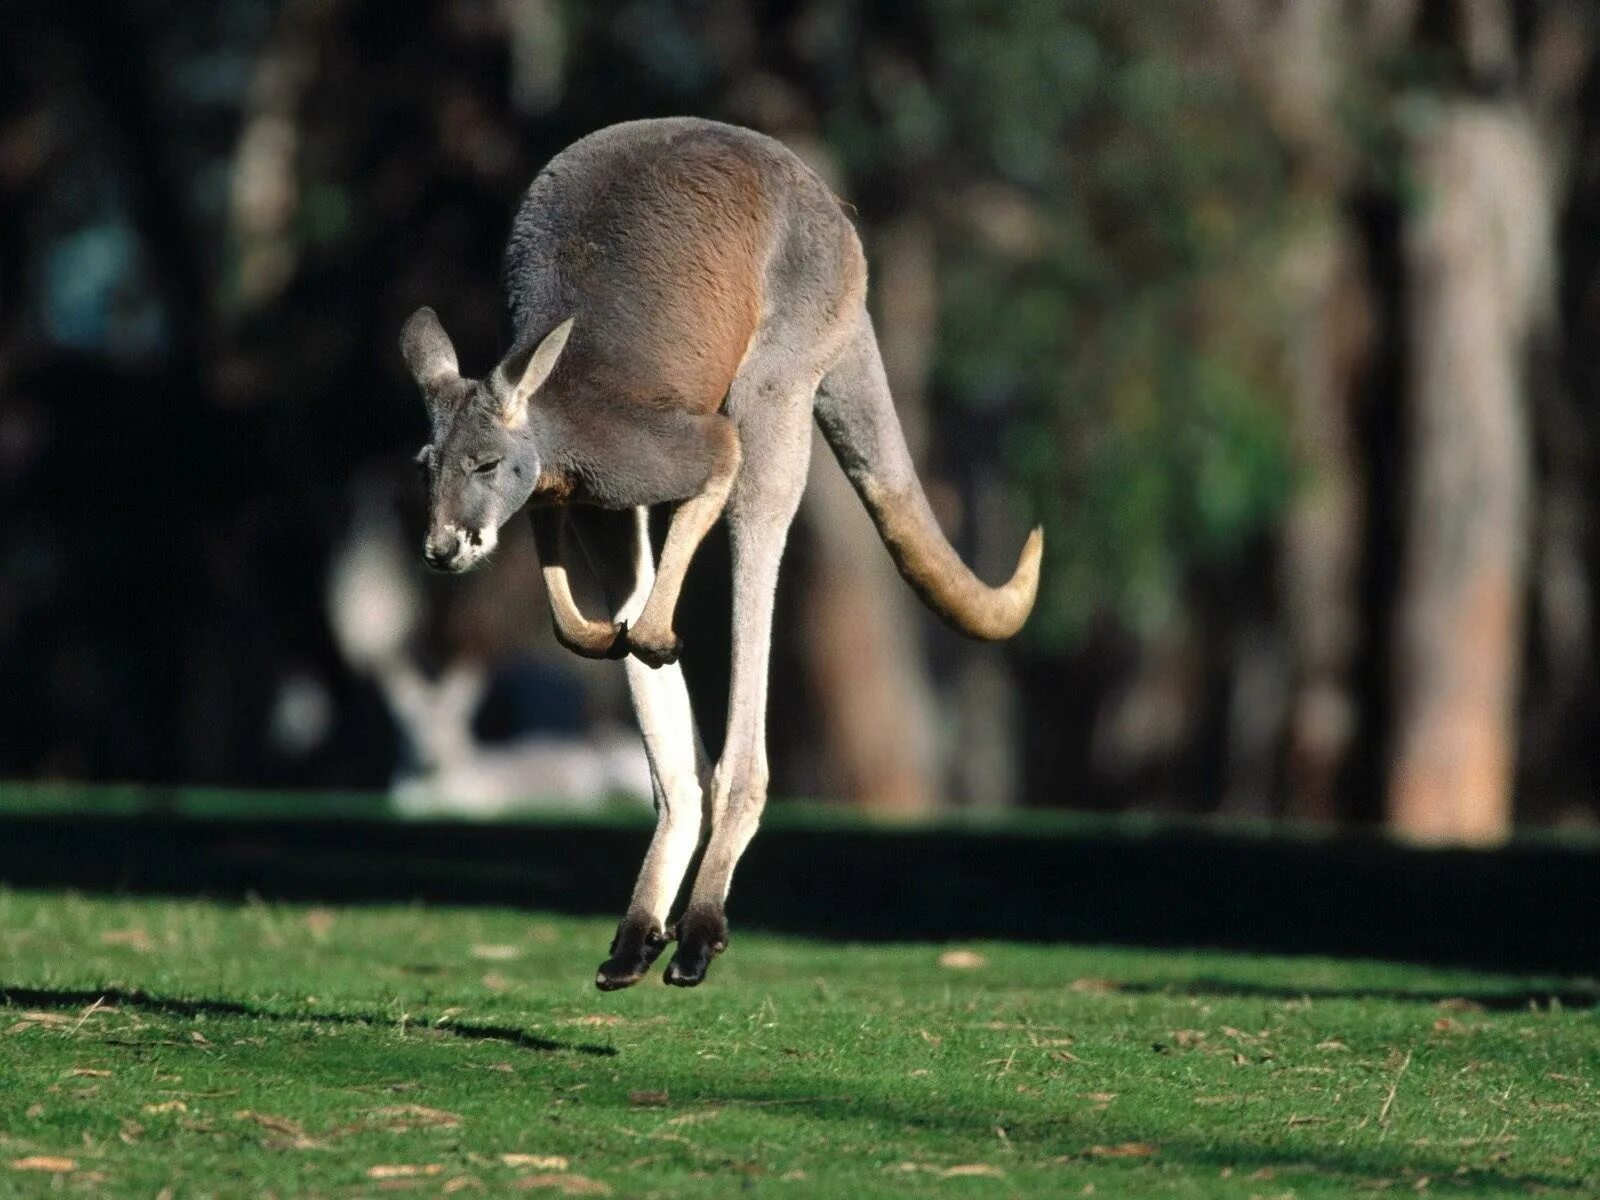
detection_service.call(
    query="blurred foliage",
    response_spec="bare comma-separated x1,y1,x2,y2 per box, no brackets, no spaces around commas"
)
942,4,1296,644
815,1,1302,644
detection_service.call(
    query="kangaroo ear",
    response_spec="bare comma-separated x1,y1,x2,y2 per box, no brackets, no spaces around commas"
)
399,307,460,392
492,316,574,426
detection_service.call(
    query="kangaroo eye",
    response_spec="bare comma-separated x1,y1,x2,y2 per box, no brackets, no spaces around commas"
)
472,458,502,476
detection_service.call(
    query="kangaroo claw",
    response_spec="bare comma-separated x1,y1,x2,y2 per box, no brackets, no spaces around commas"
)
663,906,727,987
596,915,671,991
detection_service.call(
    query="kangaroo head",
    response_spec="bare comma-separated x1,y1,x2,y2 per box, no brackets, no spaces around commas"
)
400,307,574,573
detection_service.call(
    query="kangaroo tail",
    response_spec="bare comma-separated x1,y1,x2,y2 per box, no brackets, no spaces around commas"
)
813,309,1042,641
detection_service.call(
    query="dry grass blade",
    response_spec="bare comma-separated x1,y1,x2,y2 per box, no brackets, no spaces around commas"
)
100,929,155,953
1078,1142,1159,1159
17,1012,76,1026
10,1157,77,1173
1378,1050,1413,1131
69,997,110,1034
234,1110,305,1136
362,1104,463,1130
367,1164,444,1179
1069,978,1120,995
938,950,987,970
513,1173,611,1194
501,1154,568,1170
471,945,522,961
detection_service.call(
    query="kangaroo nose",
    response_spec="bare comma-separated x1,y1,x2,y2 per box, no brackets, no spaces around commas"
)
424,531,461,570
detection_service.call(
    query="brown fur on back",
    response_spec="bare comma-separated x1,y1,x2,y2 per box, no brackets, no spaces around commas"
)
505,122,784,414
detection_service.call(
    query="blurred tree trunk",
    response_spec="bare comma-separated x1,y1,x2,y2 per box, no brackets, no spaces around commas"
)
1221,0,1371,821
801,447,940,813
1388,101,1550,844
1278,221,1371,822
1384,0,1589,843
797,212,941,814
1518,5,1595,814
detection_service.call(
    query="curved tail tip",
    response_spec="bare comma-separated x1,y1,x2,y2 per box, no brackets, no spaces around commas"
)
967,525,1043,642
1019,525,1044,577
1006,524,1045,626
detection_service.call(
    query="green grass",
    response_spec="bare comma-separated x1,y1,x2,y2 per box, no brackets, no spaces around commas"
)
0,890,1594,1197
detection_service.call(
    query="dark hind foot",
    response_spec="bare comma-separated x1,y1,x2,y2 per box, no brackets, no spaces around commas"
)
663,905,728,987
595,914,671,991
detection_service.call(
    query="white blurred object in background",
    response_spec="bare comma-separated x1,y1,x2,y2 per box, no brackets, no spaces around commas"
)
327,482,653,818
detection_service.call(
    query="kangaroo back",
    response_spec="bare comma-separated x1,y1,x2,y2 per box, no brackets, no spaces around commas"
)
814,308,1042,641
501,119,783,415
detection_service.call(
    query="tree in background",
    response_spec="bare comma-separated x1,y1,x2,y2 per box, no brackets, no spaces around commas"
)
1383,0,1590,843
2,0,1599,836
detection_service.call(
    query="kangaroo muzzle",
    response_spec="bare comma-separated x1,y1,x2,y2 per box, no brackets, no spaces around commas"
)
424,523,495,573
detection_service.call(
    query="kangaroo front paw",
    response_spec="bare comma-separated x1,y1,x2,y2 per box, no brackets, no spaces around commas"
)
602,620,633,660
557,618,629,661
625,621,683,668
663,906,727,987
595,914,671,991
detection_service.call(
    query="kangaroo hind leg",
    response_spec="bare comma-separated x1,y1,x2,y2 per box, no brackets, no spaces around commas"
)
664,372,816,986
567,506,712,990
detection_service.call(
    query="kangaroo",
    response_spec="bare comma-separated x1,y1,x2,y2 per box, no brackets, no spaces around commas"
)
401,117,1041,989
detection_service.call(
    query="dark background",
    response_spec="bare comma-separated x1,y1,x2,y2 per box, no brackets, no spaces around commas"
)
3,0,1599,843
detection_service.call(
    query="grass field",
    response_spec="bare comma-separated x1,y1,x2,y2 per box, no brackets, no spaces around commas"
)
0,890,1595,1198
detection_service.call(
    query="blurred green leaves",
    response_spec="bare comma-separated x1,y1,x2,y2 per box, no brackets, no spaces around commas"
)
895,1,1297,645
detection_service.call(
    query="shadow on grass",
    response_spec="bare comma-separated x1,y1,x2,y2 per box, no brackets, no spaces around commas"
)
3,807,1597,972
1110,979,1600,1010
590,1084,1593,1195
0,985,617,1057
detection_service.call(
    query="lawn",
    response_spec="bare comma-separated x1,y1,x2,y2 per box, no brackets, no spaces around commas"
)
0,890,1594,1198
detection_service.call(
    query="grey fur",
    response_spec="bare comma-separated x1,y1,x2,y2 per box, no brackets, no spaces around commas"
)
401,118,1041,988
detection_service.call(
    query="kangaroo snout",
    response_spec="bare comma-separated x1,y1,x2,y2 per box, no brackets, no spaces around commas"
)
423,529,462,571
424,524,494,573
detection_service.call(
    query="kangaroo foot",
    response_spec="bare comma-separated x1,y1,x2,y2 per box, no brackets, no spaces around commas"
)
595,914,671,991
663,905,727,987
